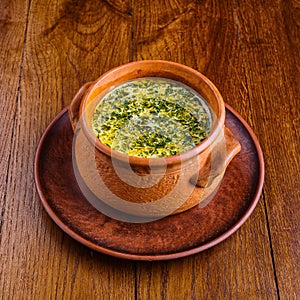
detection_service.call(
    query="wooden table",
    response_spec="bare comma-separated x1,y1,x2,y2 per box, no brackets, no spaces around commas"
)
1,0,299,298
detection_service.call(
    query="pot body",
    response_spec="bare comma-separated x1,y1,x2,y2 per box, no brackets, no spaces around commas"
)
69,60,241,218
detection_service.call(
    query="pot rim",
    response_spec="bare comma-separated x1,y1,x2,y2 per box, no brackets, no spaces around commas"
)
79,60,225,167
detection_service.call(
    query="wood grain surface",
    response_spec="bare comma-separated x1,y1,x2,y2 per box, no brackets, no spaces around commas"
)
0,0,299,299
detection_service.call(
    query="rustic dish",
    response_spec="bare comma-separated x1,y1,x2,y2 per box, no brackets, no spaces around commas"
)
68,61,241,218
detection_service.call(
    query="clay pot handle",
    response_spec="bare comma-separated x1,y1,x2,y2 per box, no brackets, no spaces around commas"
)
223,126,241,165
196,127,241,187
68,81,94,131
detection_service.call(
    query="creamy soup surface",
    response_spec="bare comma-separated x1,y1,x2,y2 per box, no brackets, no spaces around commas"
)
92,77,212,158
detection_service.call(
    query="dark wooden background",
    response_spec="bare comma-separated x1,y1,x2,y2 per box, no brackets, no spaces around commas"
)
0,0,299,298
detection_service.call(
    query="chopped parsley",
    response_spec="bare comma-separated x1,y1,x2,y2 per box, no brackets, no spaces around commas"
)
92,77,211,158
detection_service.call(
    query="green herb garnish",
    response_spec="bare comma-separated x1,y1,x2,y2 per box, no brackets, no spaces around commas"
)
92,77,211,158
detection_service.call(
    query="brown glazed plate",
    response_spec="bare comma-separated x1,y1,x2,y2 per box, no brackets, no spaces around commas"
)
34,104,264,261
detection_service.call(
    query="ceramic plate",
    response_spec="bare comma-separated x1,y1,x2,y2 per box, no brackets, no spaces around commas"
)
34,104,264,260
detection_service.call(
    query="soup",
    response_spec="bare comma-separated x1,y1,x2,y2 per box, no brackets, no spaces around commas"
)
92,77,212,158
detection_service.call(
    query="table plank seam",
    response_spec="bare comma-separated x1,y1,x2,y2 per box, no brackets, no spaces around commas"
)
0,0,32,244
262,189,281,300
